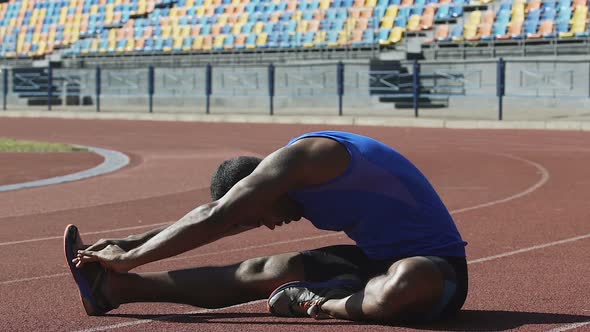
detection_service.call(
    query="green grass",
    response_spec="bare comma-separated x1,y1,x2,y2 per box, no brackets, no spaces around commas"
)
0,138,86,152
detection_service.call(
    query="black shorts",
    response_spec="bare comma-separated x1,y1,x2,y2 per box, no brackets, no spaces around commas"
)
300,245,468,322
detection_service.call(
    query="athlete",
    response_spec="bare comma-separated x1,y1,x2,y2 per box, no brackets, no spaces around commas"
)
65,130,468,324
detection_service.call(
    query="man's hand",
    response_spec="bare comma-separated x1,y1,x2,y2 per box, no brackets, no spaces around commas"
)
73,244,136,273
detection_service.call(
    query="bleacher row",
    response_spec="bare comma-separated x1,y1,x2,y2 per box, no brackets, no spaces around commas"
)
428,0,589,42
0,0,588,58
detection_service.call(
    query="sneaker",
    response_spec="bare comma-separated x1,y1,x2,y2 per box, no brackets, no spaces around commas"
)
267,279,363,319
63,224,116,316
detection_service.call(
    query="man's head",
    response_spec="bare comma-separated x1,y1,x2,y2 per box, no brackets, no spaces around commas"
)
210,156,262,201
210,155,303,229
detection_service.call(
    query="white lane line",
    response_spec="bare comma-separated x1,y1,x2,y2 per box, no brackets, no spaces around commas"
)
468,232,590,264
451,152,550,215
163,233,343,262
73,300,266,332
0,273,69,285
69,232,590,332
0,152,548,248
0,233,344,286
545,321,590,332
0,222,171,247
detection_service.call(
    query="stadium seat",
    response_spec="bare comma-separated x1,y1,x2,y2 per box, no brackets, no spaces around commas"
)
435,23,451,41
451,23,464,41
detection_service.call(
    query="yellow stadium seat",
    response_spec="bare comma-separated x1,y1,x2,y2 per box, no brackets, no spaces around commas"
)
172,26,182,37
162,25,172,38
463,24,478,39
256,32,268,46
232,23,244,34
108,38,116,52
254,21,265,34
193,35,204,50
238,14,249,24
407,14,421,32
314,30,327,44
571,6,588,22
173,36,183,50
338,30,349,47
297,20,309,32
196,7,206,16
320,0,331,9
213,34,225,49
385,5,399,18
389,26,404,43
469,10,482,25
90,39,99,52
218,14,228,25
181,26,190,38
36,42,46,56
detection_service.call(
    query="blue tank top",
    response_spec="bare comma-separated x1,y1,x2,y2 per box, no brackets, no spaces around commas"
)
288,131,467,260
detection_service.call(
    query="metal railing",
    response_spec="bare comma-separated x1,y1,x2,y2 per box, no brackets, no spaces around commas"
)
2,58,589,119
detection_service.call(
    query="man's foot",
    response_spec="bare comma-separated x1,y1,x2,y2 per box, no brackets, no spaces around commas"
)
63,224,117,316
267,279,363,319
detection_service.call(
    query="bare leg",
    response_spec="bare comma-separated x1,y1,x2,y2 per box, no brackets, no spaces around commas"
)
320,256,447,323
105,253,306,309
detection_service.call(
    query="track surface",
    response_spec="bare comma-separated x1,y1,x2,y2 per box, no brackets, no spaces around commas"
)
0,151,102,186
0,118,589,332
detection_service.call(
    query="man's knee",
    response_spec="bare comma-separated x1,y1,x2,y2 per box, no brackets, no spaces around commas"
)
235,253,305,289
366,257,445,322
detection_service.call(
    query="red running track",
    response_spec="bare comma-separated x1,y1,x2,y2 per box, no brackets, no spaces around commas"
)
0,118,589,332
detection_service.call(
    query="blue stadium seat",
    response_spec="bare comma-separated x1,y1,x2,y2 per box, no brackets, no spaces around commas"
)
450,24,464,40
245,33,257,48
436,4,451,20
542,7,557,20
412,0,427,16
555,19,570,34
153,38,164,52
493,22,508,38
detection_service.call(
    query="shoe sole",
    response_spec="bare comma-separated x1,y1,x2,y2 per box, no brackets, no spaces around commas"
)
63,224,103,316
267,279,362,317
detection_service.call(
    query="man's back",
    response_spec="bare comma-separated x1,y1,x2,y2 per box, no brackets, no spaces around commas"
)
288,131,467,259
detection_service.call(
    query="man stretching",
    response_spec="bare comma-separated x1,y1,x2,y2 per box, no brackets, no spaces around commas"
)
65,130,468,324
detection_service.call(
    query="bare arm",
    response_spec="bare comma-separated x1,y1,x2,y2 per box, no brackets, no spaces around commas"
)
85,224,171,252
75,137,350,272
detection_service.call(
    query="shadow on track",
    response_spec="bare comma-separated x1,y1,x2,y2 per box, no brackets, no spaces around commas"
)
107,312,371,326
419,310,590,331
107,310,589,329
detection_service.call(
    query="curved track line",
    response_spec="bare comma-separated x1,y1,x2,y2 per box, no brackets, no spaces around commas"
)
0,146,130,192
451,151,550,215
0,152,548,247
0,222,171,247
546,321,590,332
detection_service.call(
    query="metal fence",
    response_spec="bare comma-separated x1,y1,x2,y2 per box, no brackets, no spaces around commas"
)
2,58,589,120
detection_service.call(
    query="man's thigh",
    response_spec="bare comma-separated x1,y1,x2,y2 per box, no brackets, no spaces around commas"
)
375,255,468,323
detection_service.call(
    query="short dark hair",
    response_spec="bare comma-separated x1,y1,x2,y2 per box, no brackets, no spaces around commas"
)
210,156,262,200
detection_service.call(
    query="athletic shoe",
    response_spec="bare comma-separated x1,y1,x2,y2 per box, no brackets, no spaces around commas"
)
267,279,363,319
63,224,116,316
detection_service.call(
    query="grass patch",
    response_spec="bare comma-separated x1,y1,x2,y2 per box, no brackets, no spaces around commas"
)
0,138,86,152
